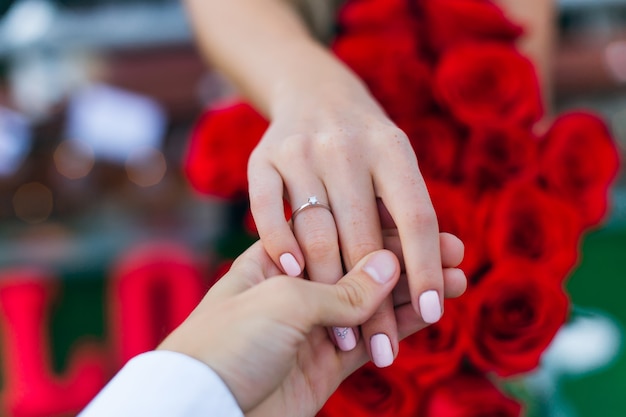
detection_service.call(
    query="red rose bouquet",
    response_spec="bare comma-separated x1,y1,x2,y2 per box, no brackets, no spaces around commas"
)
183,0,620,415
184,101,268,199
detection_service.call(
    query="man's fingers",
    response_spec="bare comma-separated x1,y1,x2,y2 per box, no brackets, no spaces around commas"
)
199,241,281,303
439,233,465,268
383,232,465,270
442,268,467,299
392,268,467,306
395,303,430,340
313,250,400,326
260,250,400,331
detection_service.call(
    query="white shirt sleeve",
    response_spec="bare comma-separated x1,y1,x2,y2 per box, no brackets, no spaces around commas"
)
79,350,244,417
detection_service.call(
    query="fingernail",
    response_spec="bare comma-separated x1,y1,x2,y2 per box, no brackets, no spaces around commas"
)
419,290,442,324
334,327,357,351
279,253,301,277
363,252,396,284
370,334,394,368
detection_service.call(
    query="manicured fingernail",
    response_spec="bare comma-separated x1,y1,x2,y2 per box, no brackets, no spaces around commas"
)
419,290,442,324
371,334,394,368
279,253,301,277
363,252,396,284
334,327,357,351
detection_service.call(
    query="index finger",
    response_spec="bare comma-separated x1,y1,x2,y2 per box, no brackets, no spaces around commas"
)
204,241,282,302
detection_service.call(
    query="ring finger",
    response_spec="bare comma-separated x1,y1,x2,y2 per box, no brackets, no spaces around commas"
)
289,186,356,351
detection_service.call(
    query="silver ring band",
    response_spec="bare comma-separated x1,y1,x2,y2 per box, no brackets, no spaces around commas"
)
291,196,332,221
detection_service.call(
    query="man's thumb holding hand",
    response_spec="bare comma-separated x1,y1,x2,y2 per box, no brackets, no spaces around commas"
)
309,250,400,328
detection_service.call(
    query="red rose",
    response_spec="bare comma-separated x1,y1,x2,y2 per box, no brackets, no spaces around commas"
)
539,111,620,228
399,116,463,181
426,182,487,278
419,0,523,54
419,373,522,417
338,0,411,32
395,299,468,385
332,31,434,119
434,43,543,127
184,101,268,199
461,123,538,194
319,363,419,417
466,260,570,376
485,181,582,277
210,259,234,287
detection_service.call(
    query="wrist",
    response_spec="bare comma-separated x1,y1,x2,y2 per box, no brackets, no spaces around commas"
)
270,76,386,123
266,41,381,119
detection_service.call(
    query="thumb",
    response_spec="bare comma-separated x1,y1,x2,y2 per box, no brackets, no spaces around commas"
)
308,250,400,328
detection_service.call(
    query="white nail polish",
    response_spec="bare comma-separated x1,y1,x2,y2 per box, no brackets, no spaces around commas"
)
419,290,442,324
279,253,301,277
371,334,394,368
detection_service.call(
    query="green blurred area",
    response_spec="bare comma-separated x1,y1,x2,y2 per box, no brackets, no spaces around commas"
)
563,223,626,417
49,271,107,374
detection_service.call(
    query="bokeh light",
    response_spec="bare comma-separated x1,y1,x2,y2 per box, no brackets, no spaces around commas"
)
12,182,54,223
605,40,626,83
125,146,167,187
53,139,95,179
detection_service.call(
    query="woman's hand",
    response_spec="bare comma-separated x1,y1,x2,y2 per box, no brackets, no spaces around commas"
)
184,0,448,368
159,234,465,417
248,80,445,365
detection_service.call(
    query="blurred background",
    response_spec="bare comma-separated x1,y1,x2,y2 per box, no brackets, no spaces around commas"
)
0,0,624,416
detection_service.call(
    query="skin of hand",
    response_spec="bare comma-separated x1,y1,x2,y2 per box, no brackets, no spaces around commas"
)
248,83,445,359
158,234,466,417
184,0,446,366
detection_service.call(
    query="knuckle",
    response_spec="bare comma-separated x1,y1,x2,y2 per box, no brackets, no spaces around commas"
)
264,276,304,305
310,129,361,160
247,147,272,174
319,133,352,154
276,130,365,169
337,280,368,313
278,134,309,160
381,126,411,148
405,207,438,230
302,231,336,260
265,275,290,292
247,147,262,167
387,125,410,139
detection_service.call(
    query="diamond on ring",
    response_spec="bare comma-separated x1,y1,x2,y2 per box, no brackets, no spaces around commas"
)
291,195,332,221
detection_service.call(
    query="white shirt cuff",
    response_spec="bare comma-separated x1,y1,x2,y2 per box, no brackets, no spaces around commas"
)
79,350,244,417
